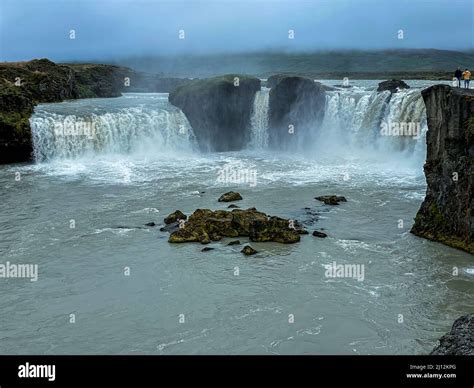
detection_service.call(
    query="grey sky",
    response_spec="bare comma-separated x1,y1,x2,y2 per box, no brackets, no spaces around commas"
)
0,0,473,61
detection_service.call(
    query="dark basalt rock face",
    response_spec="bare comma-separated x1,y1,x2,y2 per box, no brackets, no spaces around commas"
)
268,76,326,149
266,74,288,89
430,314,474,355
411,85,474,254
169,75,261,151
377,79,410,93
167,208,304,244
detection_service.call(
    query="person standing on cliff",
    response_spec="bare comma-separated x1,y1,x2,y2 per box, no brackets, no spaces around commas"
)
454,68,462,87
462,68,471,88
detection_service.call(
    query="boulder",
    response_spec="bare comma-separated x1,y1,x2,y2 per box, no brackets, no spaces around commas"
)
218,191,243,202
411,85,473,254
377,79,410,93
169,74,261,151
164,210,187,224
430,314,474,355
268,76,326,149
312,230,328,238
241,245,258,255
315,195,347,205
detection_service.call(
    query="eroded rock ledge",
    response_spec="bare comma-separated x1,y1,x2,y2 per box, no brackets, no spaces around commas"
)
411,85,473,254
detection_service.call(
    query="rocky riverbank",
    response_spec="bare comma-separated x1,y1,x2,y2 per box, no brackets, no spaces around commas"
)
411,85,474,254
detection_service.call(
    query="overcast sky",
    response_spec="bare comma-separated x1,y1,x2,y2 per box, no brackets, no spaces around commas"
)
0,0,472,61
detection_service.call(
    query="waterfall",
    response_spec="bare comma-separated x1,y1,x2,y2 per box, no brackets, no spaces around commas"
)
30,99,195,161
249,88,270,149
317,87,427,159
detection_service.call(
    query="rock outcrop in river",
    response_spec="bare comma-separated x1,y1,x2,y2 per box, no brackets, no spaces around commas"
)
430,314,474,355
268,76,326,149
169,75,261,151
411,85,474,254
166,208,305,244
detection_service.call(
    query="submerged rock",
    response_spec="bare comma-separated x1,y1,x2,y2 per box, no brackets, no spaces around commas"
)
145,222,156,227
241,245,258,255
201,247,215,252
227,204,240,209
169,74,261,151
377,79,410,93
227,240,241,246
315,195,347,205
430,314,474,355
168,208,302,244
218,191,243,202
411,85,473,254
312,230,328,238
164,210,187,224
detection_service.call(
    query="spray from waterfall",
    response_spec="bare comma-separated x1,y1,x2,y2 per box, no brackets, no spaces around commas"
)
249,88,270,149
316,87,427,162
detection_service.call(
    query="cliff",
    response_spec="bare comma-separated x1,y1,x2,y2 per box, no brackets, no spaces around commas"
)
169,75,261,151
0,59,192,164
411,85,473,254
268,76,326,149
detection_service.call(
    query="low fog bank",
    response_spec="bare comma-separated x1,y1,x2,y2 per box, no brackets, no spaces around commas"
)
111,49,474,78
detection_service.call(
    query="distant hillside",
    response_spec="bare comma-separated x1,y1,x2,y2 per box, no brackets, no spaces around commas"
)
116,49,474,78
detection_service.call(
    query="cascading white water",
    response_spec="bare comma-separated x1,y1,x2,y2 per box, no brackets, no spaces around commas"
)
318,87,427,159
249,88,270,149
30,95,196,161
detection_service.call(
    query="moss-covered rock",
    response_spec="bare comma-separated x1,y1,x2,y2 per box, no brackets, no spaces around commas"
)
249,216,300,243
164,210,187,224
168,207,303,244
411,85,474,254
169,74,261,151
218,191,243,202
241,245,258,255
